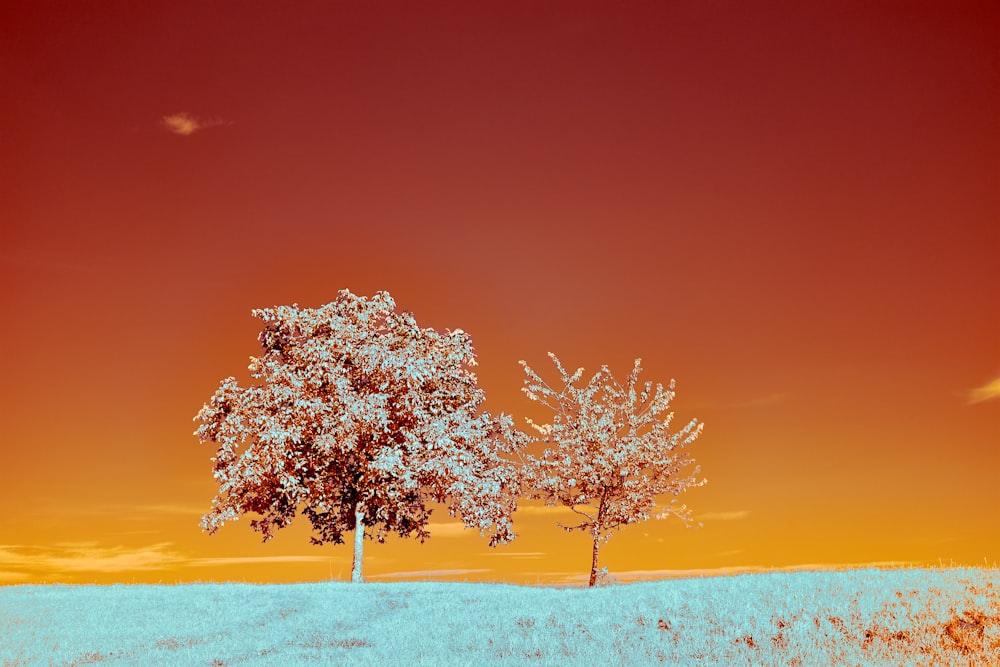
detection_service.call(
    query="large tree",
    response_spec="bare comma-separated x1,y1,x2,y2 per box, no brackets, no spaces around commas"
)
194,289,526,582
519,353,705,587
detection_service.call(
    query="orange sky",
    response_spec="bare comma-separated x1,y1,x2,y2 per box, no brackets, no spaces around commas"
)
2,1,998,586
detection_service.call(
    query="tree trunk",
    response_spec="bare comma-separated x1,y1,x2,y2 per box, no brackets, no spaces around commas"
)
352,504,365,583
589,490,607,587
588,532,601,587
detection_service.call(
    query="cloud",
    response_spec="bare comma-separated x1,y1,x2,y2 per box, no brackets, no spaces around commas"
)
189,555,340,568
481,552,545,559
713,549,744,558
968,376,1000,404
372,569,491,580
0,542,186,573
0,542,344,580
542,561,922,585
697,510,750,521
161,111,230,136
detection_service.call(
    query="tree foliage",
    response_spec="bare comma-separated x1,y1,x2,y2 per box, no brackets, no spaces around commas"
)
194,289,526,581
519,353,705,586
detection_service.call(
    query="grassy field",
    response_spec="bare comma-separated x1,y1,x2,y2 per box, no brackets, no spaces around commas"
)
1,567,998,666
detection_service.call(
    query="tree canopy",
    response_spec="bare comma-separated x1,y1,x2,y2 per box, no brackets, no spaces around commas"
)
519,353,705,586
194,289,526,581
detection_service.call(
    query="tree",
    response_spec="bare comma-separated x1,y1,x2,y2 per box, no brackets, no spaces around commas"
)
194,289,526,582
519,353,705,587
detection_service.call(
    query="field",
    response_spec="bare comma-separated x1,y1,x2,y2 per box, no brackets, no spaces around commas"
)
1,567,998,666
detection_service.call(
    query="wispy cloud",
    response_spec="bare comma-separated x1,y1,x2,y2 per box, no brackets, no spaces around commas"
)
0,543,186,573
161,111,230,136
968,376,1000,404
697,510,750,521
544,561,922,585
481,552,545,559
189,555,341,568
0,543,342,578
372,569,491,580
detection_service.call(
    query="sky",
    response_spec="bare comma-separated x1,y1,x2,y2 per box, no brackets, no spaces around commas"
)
1,1,997,586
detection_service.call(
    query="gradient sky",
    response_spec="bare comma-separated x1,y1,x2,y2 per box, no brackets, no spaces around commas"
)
2,1,998,586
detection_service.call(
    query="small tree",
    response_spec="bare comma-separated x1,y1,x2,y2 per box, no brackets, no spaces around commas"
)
194,289,526,582
519,353,705,587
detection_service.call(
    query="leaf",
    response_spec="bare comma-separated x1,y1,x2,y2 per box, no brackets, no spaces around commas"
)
196,289,529,564
518,352,705,583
